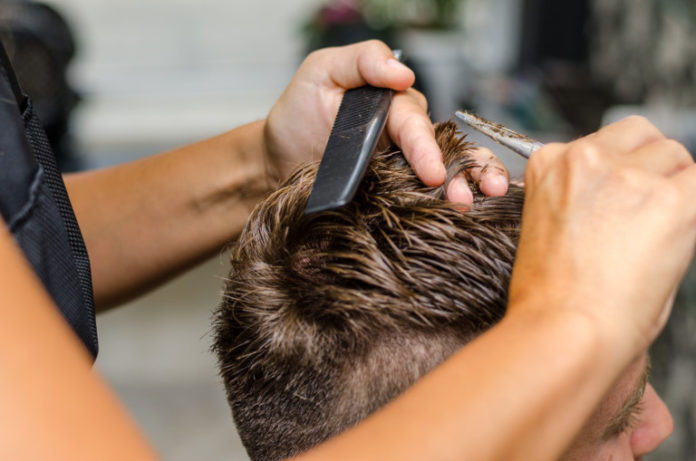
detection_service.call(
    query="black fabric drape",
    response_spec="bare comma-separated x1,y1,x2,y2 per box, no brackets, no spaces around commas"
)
0,42,97,358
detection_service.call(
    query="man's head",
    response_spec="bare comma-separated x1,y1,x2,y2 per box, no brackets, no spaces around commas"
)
213,122,672,461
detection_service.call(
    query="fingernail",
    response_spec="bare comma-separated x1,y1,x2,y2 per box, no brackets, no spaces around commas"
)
437,163,447,183
480,173,509,196
422,162,447,186
448,177,474,205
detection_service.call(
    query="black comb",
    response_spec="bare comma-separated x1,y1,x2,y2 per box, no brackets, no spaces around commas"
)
305,51,403,214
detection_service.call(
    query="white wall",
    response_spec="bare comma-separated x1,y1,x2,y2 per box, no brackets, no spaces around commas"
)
46,0,324,163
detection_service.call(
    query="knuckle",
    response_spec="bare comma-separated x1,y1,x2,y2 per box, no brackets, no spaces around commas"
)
540,142,566,151
523,163,539,185
364,38,387,49
665,138,693,161
354,39,389,58
623,115,662,138
526,148,544,169
624,114,650,125
525,150,546,180
408,88,428,109
524,143,567,184
304,48,331,66
663,138,684,151
565,140,603,169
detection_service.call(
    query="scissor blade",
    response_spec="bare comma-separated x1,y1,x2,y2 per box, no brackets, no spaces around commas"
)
455,111,544,159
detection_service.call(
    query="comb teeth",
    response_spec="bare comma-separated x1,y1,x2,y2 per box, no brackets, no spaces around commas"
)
331,86,385,133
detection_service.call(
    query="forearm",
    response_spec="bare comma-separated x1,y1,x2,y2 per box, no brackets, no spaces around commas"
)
299,305,631,461
0,227,158,460
65,120,270,310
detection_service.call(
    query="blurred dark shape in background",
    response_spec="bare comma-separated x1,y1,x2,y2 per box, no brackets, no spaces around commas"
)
302,0,696,150
301,0,469,118
517,0,612,137
302,0,463,50
591,0,696,107
0,0,81,172
302,0,393,51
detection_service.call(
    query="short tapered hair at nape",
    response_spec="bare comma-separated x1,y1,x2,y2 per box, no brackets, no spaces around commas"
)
212,121,524,461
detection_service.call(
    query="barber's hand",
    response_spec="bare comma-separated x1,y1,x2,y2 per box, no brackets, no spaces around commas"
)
509,116,696,358
263,40,509,204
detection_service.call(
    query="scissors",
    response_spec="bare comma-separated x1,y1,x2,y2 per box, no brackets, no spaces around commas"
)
455,110,545,159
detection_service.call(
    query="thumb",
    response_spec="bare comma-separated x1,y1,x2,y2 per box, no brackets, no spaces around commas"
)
308,40,415,91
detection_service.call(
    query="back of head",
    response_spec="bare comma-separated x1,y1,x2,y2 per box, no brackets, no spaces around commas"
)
213,122,524,461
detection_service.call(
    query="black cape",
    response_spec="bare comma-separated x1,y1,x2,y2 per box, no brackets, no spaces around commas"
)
0,43,98,358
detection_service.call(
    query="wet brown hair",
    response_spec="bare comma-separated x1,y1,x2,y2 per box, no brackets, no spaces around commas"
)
213,122,524,461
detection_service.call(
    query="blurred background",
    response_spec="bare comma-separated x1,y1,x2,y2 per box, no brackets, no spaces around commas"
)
0,0,694,459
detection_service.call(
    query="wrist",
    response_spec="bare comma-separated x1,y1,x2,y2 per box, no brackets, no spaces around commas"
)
504,295,642,374
220,119,276,201
261,117,289,187
248,120,276,193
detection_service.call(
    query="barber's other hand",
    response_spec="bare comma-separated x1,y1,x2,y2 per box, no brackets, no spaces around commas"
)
263,40,509,204
509,116,696,358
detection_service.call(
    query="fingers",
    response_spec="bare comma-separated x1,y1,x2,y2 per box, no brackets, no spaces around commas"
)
447,174,474,206
526,117,690,187
465,147,510,197
307,40,415,92
387,89,447,187
302,40,526,203
523,142,571,187
589,115,665,155
533,115,668,186
620,139,694,176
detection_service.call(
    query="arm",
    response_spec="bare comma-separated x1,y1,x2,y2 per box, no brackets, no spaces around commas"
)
65,121,269,309
67,40,510,310
0,227,158,460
